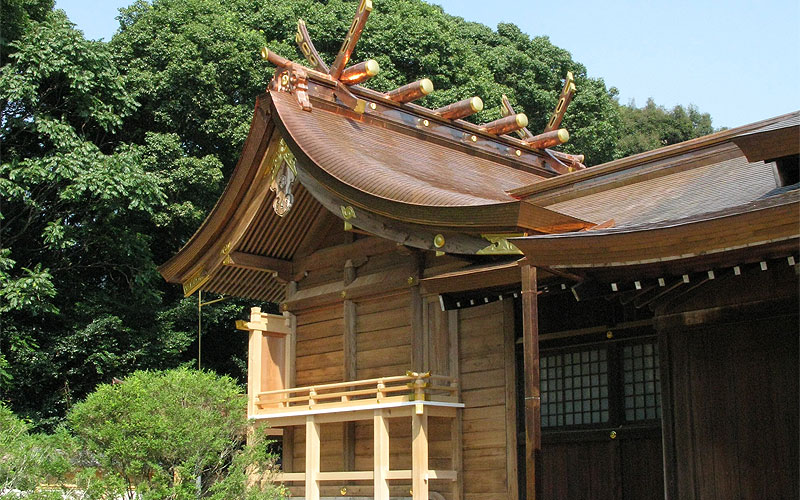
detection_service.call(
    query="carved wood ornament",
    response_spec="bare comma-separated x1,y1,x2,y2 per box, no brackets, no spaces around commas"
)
268,139,297,217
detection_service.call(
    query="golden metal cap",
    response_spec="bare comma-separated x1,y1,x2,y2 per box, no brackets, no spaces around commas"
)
557,128,570,143
470,96,484,113
515,113,529,128
420,78,434,95
365,59,380,76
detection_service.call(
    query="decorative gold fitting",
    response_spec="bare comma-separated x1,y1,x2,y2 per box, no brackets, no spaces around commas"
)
281,303,288,311
471,135,477,142
369,102,377,110
610,430,617,439
340,205,356,220
423,119,429,126
259,47,269,60
407,276,415,285
340,291,347,298
433,233,445,248
220,241,232,256
477,234,524,255
606,331,614,339
515,149,522,157
182,267,209,297
435,250,445,257
340,487,347,496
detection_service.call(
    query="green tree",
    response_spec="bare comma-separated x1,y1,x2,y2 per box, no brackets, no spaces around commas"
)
110,0,623,168
0,4,183,428
67,369,285,500
615,98,715,158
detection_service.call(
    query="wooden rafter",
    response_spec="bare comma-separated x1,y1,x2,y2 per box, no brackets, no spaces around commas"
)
222,251,292,282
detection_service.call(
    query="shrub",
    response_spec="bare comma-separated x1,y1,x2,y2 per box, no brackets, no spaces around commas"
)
67,368,285,500
0,403,74,499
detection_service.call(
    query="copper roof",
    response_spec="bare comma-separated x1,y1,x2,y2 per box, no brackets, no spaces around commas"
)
272,90,544,207
159,67,798,303
545,153,778,227
512,189,799,271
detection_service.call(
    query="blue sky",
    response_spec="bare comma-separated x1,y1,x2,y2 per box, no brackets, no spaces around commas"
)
55,0,799,129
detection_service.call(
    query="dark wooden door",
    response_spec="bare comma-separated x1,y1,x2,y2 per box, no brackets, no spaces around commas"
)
540,427,663,500
535,338,665,500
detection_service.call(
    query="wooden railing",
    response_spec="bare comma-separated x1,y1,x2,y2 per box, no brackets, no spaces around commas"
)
255,371,458,413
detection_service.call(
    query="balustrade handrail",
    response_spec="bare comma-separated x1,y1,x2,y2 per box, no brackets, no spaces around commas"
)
255,371,459,410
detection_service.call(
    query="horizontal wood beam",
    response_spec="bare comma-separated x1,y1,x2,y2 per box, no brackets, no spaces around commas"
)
223,251,292,282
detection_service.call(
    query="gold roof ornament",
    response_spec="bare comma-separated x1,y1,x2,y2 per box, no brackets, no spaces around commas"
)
476,234,525,255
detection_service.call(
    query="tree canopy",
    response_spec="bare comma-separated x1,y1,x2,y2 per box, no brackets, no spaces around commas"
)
0,0,718,430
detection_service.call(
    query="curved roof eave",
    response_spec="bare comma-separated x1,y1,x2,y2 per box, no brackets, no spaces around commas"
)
158,95,275,285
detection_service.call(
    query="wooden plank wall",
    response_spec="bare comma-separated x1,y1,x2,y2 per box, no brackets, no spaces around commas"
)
291,304,345,475
355,292,412,380
281,237,519,498
661,314,799,500
458,300,518,500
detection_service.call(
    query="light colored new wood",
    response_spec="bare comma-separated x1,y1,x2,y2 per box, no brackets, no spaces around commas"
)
374,409,391,499
458,301,511,499
412,409,429,500
520,262,540,500
305,415,320,500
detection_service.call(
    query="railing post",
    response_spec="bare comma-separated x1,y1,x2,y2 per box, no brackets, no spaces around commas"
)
377,379,385,402
374,409,390,500
305,415,320,500
412,405,429,500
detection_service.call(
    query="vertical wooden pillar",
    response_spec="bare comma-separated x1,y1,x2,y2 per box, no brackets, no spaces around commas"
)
520,262,541,500
283,312,296,472
247,307,265,417
412,407,429,500
343,299,357,472
448,309,464,500
305,415,321,500
503,300,520,500
374,409,390,500
411,286,425,372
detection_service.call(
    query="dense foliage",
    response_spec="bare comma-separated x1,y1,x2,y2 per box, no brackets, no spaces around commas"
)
0,403,75,498
67,369,284,500
0,370,283,499
1,0,717,431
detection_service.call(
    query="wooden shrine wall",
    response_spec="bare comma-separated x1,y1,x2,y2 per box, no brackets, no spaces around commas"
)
279,236,519,499
291,304,346,476
657,265,799,500
458,300,519,500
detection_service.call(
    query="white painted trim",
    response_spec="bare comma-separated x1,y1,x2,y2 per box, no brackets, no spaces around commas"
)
249,400,464,420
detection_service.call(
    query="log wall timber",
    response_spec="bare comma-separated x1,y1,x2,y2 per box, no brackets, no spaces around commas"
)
283,239,459,498
458,300,518,500
291,303,346,479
